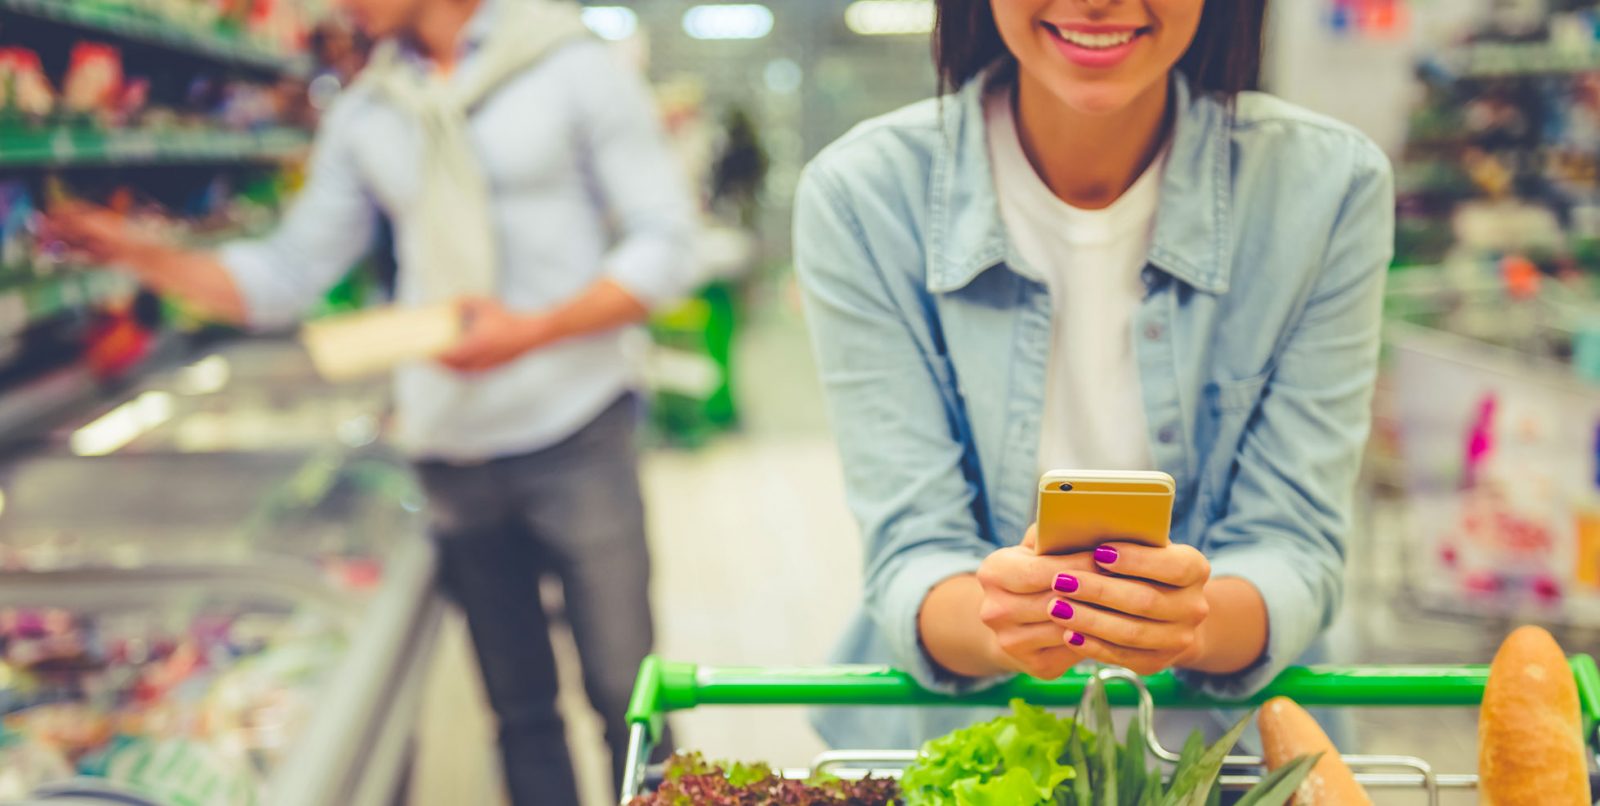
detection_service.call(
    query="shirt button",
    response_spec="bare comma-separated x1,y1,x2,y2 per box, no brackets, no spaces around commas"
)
1157,425,1178,444
1144,323,1165,341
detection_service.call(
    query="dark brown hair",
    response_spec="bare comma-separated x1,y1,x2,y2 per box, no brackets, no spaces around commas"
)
933,0,1269,96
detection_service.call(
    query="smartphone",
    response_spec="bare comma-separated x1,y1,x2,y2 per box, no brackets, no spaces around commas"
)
1035,470,1175,555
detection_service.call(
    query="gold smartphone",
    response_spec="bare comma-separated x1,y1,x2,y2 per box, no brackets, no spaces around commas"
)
1035,469,1175,555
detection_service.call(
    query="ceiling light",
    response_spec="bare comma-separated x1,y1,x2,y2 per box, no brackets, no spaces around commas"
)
582,6,639,41
845,0,935,36
683,4,774,40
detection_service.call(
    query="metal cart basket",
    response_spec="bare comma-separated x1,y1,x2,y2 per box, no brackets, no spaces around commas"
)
620,654,1600,804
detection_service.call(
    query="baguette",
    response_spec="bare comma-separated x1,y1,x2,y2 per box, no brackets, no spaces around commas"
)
1479,625,1589,805
1258,696,1371,805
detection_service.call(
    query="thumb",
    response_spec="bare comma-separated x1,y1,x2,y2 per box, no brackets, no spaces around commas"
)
454,297,491,329
1022,524,1038,551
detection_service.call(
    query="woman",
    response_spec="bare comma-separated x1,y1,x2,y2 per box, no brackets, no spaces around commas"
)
794,0,1392,748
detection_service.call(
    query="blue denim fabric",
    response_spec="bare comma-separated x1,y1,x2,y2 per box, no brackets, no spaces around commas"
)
794,68,1393,749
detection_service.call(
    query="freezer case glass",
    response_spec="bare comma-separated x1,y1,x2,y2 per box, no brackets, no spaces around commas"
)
0,339,440,806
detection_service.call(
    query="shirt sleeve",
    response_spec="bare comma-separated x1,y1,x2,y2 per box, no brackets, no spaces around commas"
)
217,97,379,329
1178,142,1394,698
793,161,1009,695
566,43,698,307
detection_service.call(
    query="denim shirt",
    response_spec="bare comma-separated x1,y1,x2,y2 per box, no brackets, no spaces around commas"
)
794,69,1393,749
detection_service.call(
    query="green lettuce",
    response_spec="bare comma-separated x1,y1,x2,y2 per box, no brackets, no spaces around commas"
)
899,699,1079,805
901,688,1318,806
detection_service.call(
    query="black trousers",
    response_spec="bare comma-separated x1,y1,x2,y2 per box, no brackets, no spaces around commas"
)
418,396,665,805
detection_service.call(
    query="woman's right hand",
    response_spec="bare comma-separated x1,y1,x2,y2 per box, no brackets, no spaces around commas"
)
975,525,1095,679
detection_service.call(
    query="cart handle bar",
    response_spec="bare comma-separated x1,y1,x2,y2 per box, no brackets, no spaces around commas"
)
624,654,1600,745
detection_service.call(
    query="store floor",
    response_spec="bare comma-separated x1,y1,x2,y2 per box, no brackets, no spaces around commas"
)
408,287,1503,805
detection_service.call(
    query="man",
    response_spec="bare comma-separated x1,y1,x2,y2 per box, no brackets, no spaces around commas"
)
49,0,696,802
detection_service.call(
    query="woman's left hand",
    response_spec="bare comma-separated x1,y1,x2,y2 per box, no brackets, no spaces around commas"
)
1044,542,1212,676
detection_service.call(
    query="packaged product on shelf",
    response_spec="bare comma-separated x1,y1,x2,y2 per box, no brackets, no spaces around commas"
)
83,735,261,806
0,734,74,800
4,703,116,760
0,48,55,120
0,182,40,278
62,44,125,124
0,598,346,800
220,83,287,132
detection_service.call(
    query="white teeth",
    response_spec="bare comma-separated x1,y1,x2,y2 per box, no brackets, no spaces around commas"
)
1055,28,1136,49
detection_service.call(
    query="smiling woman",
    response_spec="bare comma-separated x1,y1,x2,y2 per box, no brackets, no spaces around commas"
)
794,0,1393,750
934,0,1267,96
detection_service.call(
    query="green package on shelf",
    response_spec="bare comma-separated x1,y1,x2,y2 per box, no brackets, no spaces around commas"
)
1576,323,1600,386
0,126,311,167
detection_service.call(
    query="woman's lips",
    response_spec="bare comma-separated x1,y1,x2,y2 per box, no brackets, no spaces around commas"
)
1044,22,1147,70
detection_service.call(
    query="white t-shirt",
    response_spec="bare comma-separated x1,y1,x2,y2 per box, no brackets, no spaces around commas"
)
984,88,1162,474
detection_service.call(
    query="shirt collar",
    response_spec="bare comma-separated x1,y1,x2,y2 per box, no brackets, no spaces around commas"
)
459,0,497,53
395,0,498,65
926,63,1235,295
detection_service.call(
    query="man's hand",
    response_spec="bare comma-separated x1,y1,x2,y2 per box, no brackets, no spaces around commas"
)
436,297,554,373
45,202,164,267
43,203,250,323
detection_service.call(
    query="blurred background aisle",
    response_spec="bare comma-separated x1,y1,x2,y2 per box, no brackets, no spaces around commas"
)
2,0,1600,804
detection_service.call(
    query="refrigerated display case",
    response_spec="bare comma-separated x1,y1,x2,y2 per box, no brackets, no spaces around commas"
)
0,337,439,806
1370,262,1600,632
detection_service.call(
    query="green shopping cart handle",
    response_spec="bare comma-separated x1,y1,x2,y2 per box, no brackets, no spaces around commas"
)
624,654,1600,746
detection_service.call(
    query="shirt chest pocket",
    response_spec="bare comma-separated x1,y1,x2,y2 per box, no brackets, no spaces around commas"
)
1195,371,1271,521
472,95,576,192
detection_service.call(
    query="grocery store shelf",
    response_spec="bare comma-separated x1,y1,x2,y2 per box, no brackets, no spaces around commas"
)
0,0,310,75
0,272,139,339
1456,42,1600,77
0,127,311,168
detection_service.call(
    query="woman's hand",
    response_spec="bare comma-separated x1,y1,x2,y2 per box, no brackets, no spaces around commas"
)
1045,542,1212,676
974,526,1098,679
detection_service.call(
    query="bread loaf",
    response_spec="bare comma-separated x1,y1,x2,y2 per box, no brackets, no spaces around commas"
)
1479,625,1589,805
300,303,461,381
1258,696,1371,805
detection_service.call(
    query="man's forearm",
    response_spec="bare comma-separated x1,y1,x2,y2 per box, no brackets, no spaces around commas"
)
519,277,650,348
122,244,250,325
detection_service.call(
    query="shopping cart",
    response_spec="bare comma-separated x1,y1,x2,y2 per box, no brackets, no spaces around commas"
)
620,654,1600,804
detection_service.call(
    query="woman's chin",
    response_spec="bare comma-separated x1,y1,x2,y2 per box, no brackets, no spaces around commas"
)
1047,80,1146,119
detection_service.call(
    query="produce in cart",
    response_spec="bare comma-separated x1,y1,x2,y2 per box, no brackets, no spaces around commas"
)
898,691,1316,806
1258,697,1370,804
1478,625,1590,804
634,752,897,805
621,649,1600,803
629,684,1319,805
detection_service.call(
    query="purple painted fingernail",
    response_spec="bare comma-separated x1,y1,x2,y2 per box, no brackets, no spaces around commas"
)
1050,600,1074,620
1068,631,1086,647
1094,545,1119,564
1053,573,1079,593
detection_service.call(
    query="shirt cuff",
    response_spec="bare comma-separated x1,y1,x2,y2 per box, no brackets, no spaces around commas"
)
216,240,293,330
874,547,1013,696
603,235,700,309
1176,545,1321,700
